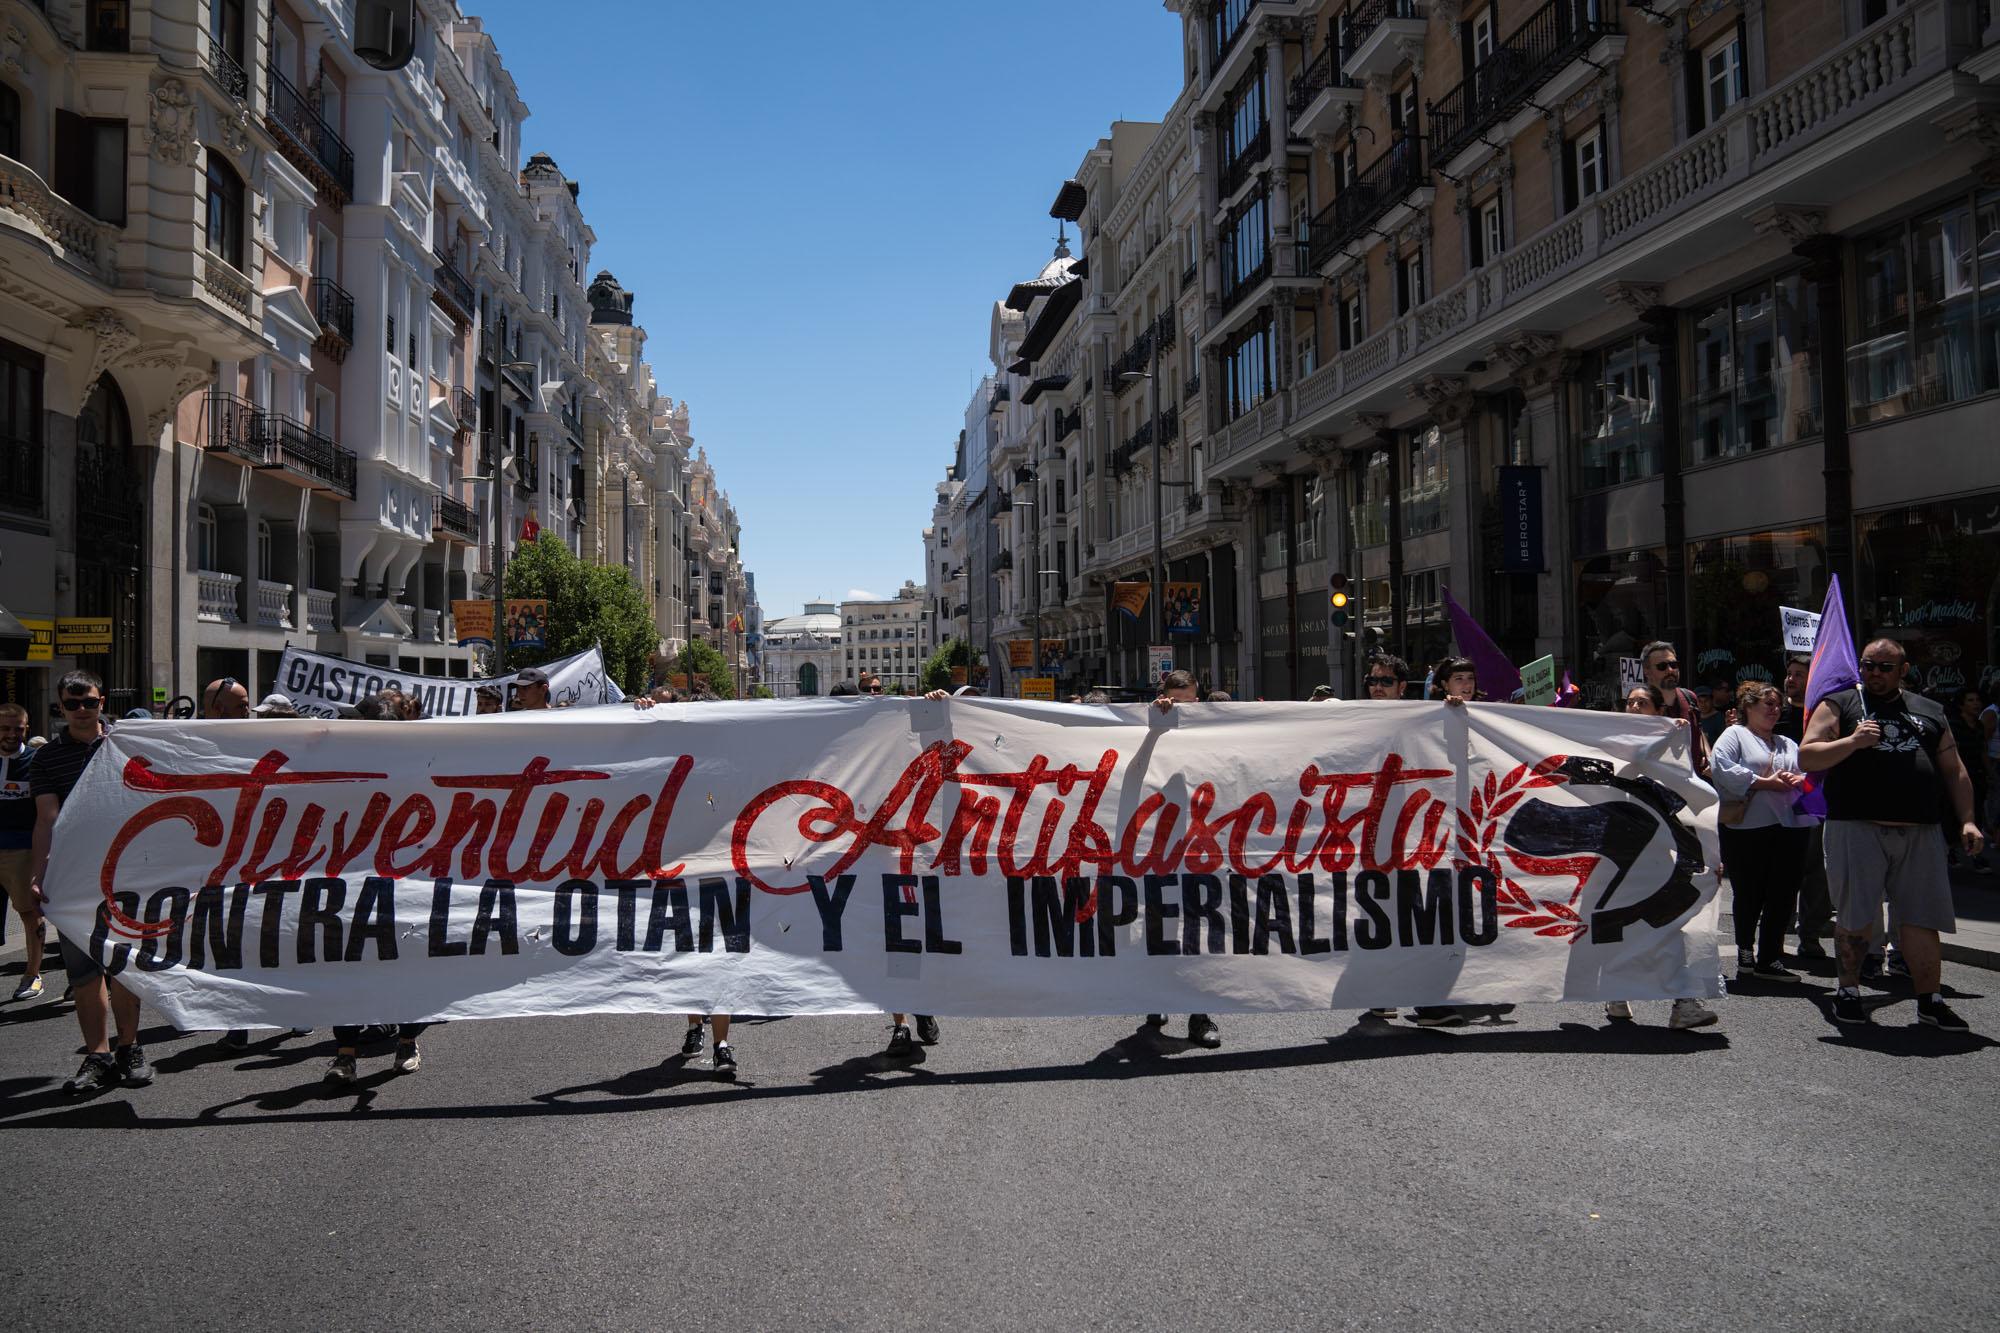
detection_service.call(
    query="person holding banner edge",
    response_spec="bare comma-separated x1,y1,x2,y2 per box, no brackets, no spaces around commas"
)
1801,639,1980,1031
1146,670,1222,1049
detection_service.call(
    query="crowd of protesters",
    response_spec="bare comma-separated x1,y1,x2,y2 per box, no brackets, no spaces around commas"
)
0,635,1989,1097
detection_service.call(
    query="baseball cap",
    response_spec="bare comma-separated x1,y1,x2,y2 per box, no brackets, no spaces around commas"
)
513,667,550,686
123,707,155,720
1308,684,1337,701
252,692,295,715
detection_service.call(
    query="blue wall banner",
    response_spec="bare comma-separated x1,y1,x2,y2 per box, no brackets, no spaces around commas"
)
1498,465,1545,573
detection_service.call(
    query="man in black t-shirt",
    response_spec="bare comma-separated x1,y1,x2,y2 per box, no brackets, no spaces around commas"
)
30,670,152,1093
1801,638,1983,1031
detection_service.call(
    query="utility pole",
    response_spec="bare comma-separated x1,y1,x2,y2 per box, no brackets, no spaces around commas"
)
1148,317,1165,653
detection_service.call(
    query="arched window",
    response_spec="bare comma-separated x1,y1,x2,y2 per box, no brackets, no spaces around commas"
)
797,662,818,696
205,156,245,269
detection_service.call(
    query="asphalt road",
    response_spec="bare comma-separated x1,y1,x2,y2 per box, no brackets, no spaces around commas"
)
1,934,1995,1332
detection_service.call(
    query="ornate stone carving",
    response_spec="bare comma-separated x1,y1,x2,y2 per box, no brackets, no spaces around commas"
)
1659,33,1687,67
1257,14,1312,42
146,367,214,444
1744,203,1827,247
216,101,252,157
148,79,197,165
1430,0,1464,22
1489,331,1561,375
1408,374,1472,424
1599,281,1663,314
1397,212,1432,251
1355,412,1389,435
1687,0,1739,26
1392,35,1426,80
67,310,138,409
1469,155,1516,193
2,23,27,75
1563,71,1622,122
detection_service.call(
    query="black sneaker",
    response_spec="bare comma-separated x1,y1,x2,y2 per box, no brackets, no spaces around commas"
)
1187,1014,1222,1048
681,1024,704,1057
325,1053,358,1083
885,1024,916,1057
64,1053,117,1095
914,1014,941,1044
114,1044,153,1087
1859,956,1886,984
1831,992,1872,1026
1412,1007,1469,1028
1794,940,1830,961
1752,960,1797,980
1886,953,1911,979
1918,998,1969,1032
713,1042,737,1079
1143,1014,1167,1028
218,1028,251,1052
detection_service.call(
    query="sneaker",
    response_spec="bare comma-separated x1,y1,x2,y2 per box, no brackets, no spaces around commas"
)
1885,952,1911,979
324,1053,358,1083
64,1053,117,1095
288,1027,314,1037
1859,956,1886,985
113,1043,153,1087
1917,997,1969,1032
392,1042,422,1074
1187,1013,1222,1048
1752,960,1797,980
1144,1013,1167,1028
713,1042,737,1079
11,975,44,1002
1668,998,1719,1030
680,1024,704,1057
1831,991,1872,1026
1366,1007,1398,1021
914,1014,941,1045
1793,938,1830,960
1604,1000,1634,1023
218,1028,251,1052
885,1024,916,1058
1411,1007,1468,1027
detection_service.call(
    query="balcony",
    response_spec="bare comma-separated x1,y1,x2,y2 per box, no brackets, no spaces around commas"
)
1183,372,1201,403
266,69,355,205
1112,311,1178,388
432,252,474,325
198,571,243,624
1289,43,1363,139
204,391,266,466
1217,122,1270,203
993,549,1014,573
434,492,479,543
306,588,336,633
560,401,583,439
1343,0,1426,85
206,41,248,104
0,154,120,284
513,447,541,493
1306,137,1428,272
256,579,294,631
310,277,353,362
1182,260,1198,292
268,413,358,497
1055,406,1081,439
451,387,476,437
1427,0,1622,170
1216,250,1273,319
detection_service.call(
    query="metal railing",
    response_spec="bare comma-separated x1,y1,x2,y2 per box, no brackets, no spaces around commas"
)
452,387,477,432
204,391,266,464
1218,121,1270,201
1288,43,1358,120
266,68,355,201
207,42,248,103
433,492,478,541
1427,0,1621,165
267,413,358,496
432,252,474,322
311,276,353,349
1306,136,1426,271
1349,0,1422,52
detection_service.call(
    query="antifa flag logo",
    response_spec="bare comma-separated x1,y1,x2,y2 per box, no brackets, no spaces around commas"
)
1457,755,1704,945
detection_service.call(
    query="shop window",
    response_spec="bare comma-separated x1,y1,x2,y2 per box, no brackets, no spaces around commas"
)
1402,425,1449,537
55,112,127,225
203,155,245,268
1685,272,1822,463
1849,193,1998,424
1686,528,1829,689
1577,333,1663,488
1352,447,1391,548
1402,569,1448,675
1574,548,1670,707
1856,497,2000,702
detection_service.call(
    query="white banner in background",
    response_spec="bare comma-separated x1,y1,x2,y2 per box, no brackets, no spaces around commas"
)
41,700,1721,1028
1779,605,1821,654
273,644,624,718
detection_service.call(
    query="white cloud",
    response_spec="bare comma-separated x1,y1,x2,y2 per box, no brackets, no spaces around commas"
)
845,587,882,601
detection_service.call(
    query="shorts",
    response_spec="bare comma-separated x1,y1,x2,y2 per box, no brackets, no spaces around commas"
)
1823,821,1956,934
0,847,33,918
59,932,103,985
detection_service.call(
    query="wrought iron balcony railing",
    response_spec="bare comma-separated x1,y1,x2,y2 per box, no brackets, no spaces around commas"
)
1427,0,1621,166
310,276,353,357
1306,136,1427,271
207,42,248,103
267,68,355,202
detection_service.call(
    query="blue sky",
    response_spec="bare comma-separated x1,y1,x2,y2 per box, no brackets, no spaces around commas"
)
467,1,1182,618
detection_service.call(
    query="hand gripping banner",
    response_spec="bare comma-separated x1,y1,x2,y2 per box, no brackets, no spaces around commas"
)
39,699,1723,1029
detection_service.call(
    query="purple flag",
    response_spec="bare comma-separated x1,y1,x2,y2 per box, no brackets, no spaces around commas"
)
1442,586,1524,702
1552,669,1583,708
1803,574,1860,717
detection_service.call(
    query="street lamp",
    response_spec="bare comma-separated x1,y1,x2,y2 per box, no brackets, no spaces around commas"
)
1120,334,1194,674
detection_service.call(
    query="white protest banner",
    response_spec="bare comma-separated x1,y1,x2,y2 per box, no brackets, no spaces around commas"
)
1779,605,1820,654
40,700,1721,1029
1618,657,1645,697
273,644,624,718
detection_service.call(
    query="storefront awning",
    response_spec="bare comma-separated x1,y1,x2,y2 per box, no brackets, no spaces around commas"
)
0,603,30,658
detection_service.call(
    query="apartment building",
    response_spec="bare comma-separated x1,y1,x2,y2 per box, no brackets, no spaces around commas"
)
841,583,930,694
578,266,672,641
970,0,2000,703
682,444,755,687
921,437,968,654
762,598,842,698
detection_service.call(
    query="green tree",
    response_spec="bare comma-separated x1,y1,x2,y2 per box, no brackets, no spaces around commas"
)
921,637,984,693
750,684,775,699
502,534,658,695
667,637,737,699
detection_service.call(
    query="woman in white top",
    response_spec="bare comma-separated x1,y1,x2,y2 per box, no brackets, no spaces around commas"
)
1710,680,1817,980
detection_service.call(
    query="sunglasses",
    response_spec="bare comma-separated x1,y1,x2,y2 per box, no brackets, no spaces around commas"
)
62,697,103,711
1650,660,1680,672
862,686,885,694
1364,677,1401,687
1859,660,1901,673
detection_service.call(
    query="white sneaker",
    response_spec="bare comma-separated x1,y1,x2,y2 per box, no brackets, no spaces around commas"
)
1668,998,1719,1030
1604,1000,1633,1022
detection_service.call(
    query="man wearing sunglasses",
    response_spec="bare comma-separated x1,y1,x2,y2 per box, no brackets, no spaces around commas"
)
30,670,152,1093
1801,638,1980,1031
1641,641,1709,779
1359,654,1409,702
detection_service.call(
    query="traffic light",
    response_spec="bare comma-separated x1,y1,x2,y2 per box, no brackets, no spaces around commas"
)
1329,573,1351,630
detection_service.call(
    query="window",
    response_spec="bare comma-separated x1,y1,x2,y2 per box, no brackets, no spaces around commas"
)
1699,31,1746,129
1577,333,1664,489
1473,198,1505,267
55,112,128,225
1337,292,1364,351
0,82,17,160
211,0,245,64
1353,447,1391,547
1219,187,1270,303
1563,125,1605,213
1393,85,1419,141
1396,249,1426,315
1684,273,1822,464
87,0,130,52
0,336,44,518
1402,425,1449,537
1219,313,1274,421
197,505,220,572
257,520,274,581
387,312,398,357
1472,9,1495,65
1849,192,1999,423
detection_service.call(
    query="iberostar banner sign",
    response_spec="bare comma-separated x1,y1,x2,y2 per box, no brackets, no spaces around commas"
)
41,700,1722,1028
273,644,624,718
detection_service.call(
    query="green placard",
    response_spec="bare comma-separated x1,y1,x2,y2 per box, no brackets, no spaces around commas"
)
1520,654,1557,706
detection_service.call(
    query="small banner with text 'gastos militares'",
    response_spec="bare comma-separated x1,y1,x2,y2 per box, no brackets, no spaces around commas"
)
41,699,1722,1028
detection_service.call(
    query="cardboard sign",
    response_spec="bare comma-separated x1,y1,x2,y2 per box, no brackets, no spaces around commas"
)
1519,654,1557,706
1779,605,1820,654
1618,657,1646,697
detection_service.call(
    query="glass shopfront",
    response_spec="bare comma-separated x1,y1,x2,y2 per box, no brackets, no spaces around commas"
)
1856,492,2000,703
1685,527,1829,688
1574,547,1671,708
